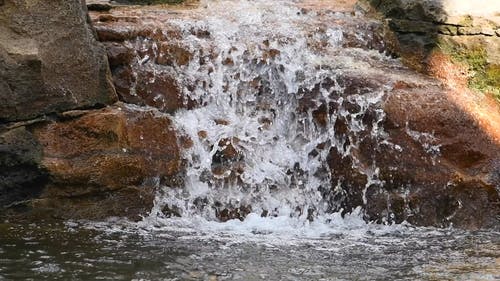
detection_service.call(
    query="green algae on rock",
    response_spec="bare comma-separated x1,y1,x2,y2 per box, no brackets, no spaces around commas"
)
437,39,500,102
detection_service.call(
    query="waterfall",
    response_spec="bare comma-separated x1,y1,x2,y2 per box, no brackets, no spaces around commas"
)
117,0,404,230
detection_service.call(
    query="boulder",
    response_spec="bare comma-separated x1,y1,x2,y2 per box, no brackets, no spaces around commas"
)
0,0,117,123
372,84,500,229
360,0,500,101
2,105,183,221
91,13,196,113
0,125,48,210
318,70,500,229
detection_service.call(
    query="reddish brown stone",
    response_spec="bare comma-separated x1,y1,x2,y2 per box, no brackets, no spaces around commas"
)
135,70,185,113
214,119,230,126
198,130,208,140
94,25,139,42
156,42,193,66
111,65,136,100
27,105,182,220
105,42,135,67
216,205,252,222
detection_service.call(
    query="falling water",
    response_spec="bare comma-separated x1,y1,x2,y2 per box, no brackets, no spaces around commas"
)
118,0,403,231
1,1,499,280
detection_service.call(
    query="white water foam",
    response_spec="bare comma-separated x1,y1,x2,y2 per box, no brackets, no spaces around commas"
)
110,0,431,236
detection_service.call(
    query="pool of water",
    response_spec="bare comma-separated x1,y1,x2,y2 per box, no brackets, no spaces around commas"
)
1,216,499,281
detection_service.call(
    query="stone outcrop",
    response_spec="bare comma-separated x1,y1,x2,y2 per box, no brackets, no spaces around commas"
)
0,0,117,123
374,84,500,229
2,105,182,221
360,0,500,101
335,2,500,228
300,65,499,229
0,1,184,221
89,11,197,114
1,0,498,230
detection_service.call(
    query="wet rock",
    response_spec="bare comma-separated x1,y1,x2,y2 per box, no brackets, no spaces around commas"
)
198,130,208,140
307,68,500,229
87,1,113,12
0,127,48,209
111,65,137,100
95,25,139,42
326,147,368,214
135,70,185,113
34,105,181,192
161,204,182,218
27,186,155,221
362,0,500,100
104,42,135,67
0,0,117,123
157,42,193,66
213,137,243,163
211,137,245,178
91,12,197,113
216,205,252,222
6,104,183,220
367,83,500,229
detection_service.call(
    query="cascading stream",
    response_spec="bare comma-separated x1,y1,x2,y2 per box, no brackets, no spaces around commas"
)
126,0,400,229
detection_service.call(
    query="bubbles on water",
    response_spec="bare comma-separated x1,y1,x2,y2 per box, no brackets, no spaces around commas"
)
107,0,430,232
117,0,404,228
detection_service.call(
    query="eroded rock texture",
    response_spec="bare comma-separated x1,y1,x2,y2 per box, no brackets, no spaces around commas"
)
0,1,184,221
2,105,182,221
0,0,117,123
361,0,500,100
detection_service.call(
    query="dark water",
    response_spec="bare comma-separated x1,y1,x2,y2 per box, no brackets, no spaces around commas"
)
1,220,499,281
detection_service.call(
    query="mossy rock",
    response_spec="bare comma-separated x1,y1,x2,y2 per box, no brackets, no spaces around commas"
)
438,39,500,102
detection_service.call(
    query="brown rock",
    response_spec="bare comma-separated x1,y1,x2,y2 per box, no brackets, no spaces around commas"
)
135,70,185,113
87,1,113,12
104,42,135,67
25,104,182,220
214,137,242,162
214,119,230,126
0,126,48,209
157,42,193,66
326,147,368,214
94,25,139,42
29,186,155,221
198,130,208,139
0,0,117,123
366,84,500,229
216,205,252,222
111,65,137,100
303,68,500,229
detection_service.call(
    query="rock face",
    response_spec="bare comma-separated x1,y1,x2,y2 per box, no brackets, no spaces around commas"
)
2,105,182,221
376,85,499,229
84,2,498,229
0,1,184,221
1,0,498,230
0,126,48,210
0,0,117,123
89,12,196,114
311,70,500,229
360,0,500,101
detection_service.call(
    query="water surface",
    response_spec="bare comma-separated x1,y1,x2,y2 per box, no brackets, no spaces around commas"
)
1,217,499,280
